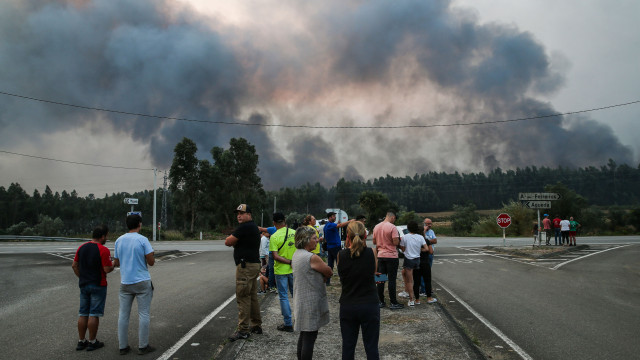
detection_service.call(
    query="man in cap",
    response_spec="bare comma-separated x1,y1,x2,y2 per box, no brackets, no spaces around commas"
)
323,211,353,285
269,212,296,332
225,204,263,341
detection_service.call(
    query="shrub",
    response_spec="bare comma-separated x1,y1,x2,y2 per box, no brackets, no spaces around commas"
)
397,211,422,225
7,222,29,235
472,216,501,236
160,230,185,241
451,204,479,235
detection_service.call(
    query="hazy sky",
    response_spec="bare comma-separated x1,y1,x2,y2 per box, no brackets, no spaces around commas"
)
1,0,638,196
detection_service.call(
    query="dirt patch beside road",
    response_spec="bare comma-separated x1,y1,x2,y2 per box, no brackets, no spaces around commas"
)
483,244,589,259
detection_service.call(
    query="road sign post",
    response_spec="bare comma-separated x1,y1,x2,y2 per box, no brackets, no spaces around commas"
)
497,213,511,247
519,193,561,247
124,198,140,218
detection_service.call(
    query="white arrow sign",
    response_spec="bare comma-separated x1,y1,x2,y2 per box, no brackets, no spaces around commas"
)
518,193,561,201
523,201,551,209
124,198,139,205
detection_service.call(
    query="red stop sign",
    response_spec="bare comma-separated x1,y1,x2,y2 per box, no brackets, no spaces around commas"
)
496,213,511,228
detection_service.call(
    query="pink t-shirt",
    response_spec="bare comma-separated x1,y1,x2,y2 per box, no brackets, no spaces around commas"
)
373,221,399,258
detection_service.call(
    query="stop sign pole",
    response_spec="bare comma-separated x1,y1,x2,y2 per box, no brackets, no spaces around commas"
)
497,213,511,246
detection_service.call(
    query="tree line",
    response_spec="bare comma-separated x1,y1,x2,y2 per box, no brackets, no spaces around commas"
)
1,137,639,237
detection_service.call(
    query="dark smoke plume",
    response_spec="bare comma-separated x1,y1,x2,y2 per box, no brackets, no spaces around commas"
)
0,0,633,191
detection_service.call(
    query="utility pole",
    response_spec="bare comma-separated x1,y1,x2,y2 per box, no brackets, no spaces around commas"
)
161,170,168,229
153,169,157,242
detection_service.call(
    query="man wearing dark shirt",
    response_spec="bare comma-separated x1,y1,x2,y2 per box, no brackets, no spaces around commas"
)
225,204,263,341
71,225,114,351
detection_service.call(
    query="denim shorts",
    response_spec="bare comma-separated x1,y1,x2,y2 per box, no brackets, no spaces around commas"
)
79,284,107,317
403,257,420,269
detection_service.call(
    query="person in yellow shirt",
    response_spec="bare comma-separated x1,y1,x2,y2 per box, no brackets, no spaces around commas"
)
269,212,296,332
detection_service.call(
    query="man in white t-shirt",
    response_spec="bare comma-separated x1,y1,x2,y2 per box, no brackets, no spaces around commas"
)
114,214,155,355
560,218,571,246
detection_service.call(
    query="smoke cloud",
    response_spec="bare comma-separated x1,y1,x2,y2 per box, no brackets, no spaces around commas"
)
0,0,634,191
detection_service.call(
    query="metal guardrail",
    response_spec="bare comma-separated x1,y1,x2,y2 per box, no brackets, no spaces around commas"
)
0,235,90,242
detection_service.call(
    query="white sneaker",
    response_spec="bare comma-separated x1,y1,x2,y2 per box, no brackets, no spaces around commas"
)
427,298,438,304
398,291,409,298
408,300,415,307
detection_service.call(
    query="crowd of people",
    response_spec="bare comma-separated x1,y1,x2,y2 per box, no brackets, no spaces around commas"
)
70,207,439,359
537,214,581,246
226,205,439,359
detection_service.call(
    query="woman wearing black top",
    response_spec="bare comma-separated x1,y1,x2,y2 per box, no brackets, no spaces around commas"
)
337,221,379,360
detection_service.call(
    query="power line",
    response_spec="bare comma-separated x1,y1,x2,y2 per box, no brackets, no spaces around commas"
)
0,150,155,170
1,90,639,129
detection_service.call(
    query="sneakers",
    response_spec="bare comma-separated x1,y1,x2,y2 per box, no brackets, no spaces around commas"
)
408,300,415,307
250,326,263,334
398,291,409,298
76,340,88,351
138,345,156,355
228,331,250,342
257,290,266,295
427,298,438,304
389,303,404,310
86,340,104,351
277,324,294,332
379,302,386,308
269,287,277,293
119,346,131,355
419,292,427,297
414,299,421,305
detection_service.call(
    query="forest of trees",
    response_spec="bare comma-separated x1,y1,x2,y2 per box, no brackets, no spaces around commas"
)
1,137,639,237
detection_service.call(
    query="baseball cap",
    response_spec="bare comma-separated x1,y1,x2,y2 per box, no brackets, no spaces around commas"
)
267,226,277,235
544,214,548,217
234,204,252,213
273,212,285,222
326,211,337,217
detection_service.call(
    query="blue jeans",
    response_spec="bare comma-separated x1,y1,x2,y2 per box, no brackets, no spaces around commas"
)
79,284,107,317
118,280,153,349
268,253,276,289
555,228,561,245
275,273,293,326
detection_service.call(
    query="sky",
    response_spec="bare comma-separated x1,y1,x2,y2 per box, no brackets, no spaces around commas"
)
0,0,638,197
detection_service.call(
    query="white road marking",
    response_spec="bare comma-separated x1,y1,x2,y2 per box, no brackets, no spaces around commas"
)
552,244,631,270
157,295,236,360
458,248,550,269
437,283,533,360
47,253,72,260
436,253,487,256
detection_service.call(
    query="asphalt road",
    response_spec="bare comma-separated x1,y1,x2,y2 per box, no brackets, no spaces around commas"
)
0,251,239,360
432,243,640,359
2,236,639,359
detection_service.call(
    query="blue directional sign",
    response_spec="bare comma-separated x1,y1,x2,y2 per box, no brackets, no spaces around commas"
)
127,211,142,217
